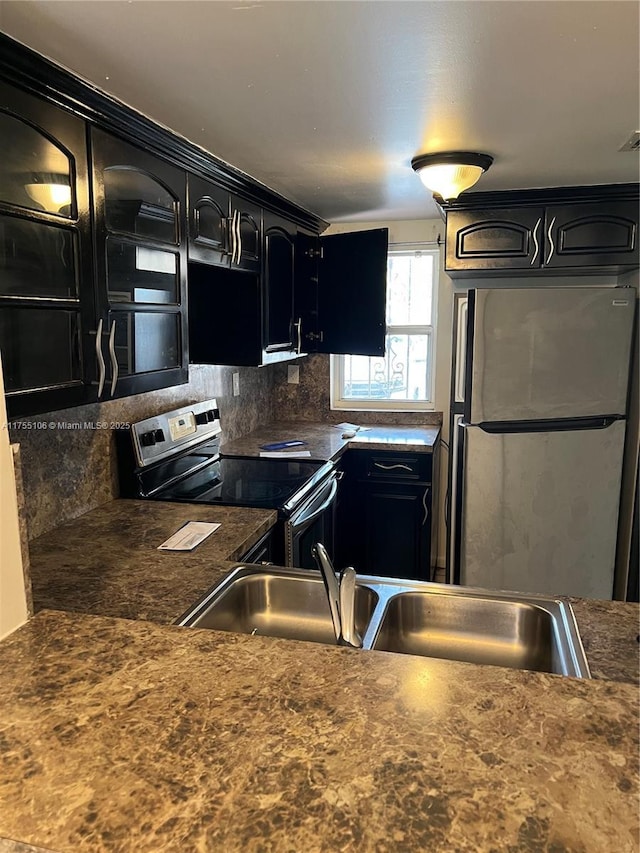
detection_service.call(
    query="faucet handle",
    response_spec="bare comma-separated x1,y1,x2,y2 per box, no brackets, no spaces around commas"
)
339,567,363,649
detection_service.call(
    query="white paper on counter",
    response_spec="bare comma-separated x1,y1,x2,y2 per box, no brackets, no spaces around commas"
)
333,423,372,432
158,521,221,551
259,450,312,458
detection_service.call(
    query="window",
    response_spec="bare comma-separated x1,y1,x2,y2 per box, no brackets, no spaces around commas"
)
332,244,438,411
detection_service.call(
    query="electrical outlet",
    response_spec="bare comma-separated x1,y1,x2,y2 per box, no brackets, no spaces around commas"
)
287,365,300,385
232,372,240,396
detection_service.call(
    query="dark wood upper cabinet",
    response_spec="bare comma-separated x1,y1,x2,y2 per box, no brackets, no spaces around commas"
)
230,195,262,273
444,189,639,277
298,228,388,357
0,79,97,417
263,212,296,353
187,175,231,267
91,128,188,399
544,202,639,268
445,208,544,272
189,224,388,366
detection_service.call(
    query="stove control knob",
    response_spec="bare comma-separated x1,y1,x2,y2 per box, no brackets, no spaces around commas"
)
153,428,166,443
210,408,220,421
195,412,208,425
140,430,157,447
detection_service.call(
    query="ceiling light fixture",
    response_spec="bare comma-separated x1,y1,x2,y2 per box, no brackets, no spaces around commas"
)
411,151,494,201
24,174,72,213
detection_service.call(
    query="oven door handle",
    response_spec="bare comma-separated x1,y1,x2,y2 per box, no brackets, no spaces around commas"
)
292,476,338,527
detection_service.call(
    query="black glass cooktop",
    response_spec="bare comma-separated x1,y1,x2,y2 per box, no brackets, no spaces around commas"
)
154,455,330,511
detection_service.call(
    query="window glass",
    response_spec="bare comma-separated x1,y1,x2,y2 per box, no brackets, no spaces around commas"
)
386,252,433,326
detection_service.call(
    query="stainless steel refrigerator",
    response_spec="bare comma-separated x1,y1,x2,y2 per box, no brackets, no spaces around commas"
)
448,286,636,599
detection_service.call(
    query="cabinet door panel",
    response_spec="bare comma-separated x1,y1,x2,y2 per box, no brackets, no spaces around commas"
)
446,208,544,272
364,485,431,581
187,175,230,266
230,196,261,272
110,310,181,378
0,215,78,299
103,168,177,243
314,228,388,356
0,80,95,416
106,238,179,304
263,214,296,352
0,110,75,218
545,202,639,268
91,128,188,397
0,306,82,392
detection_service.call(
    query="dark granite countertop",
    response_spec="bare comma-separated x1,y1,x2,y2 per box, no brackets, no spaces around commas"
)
28,500,277,624
0,609,638,853
220,420,441,461
27,499,640,686
567,597,640,685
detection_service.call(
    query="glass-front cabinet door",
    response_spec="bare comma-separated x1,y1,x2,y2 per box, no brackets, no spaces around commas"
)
0,80,96,417
91,128,188,398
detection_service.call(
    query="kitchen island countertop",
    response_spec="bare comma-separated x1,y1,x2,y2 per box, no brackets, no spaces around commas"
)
27,499,640,685
0,608,637,853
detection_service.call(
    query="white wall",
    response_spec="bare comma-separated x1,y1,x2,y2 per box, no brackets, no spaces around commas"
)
0,357,28,639
324,219,453,567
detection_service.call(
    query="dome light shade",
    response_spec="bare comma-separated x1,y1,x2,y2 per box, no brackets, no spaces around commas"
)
411,152,493,200
24,174,72,213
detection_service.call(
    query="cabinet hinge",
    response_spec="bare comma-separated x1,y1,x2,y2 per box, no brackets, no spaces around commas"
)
305,246,323,259
306,331,324,343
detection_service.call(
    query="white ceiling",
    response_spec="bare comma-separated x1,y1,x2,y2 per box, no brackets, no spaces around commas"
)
1,0,639,223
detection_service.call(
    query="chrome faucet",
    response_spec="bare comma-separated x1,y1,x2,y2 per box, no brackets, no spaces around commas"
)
312,542,363,648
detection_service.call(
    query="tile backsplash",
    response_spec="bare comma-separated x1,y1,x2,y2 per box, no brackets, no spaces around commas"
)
10,364,277,541
274,354,443,426
11,354,441,542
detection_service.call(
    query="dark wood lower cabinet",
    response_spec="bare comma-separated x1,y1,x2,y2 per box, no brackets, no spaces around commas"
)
337,448,438,582
362,482,432,580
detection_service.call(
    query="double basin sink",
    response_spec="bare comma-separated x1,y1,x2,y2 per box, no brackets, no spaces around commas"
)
177,566,591,678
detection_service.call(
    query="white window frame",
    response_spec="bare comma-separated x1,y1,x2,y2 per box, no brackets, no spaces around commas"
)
331,243,439,412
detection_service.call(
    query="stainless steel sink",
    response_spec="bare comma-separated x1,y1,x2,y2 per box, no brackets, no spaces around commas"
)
370,589,586,675
177,567,590,678
178,567,378,645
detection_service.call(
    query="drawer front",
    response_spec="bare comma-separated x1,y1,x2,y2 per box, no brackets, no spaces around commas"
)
352,451,432,483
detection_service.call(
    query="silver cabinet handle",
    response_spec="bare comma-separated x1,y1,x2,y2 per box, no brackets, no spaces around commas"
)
233,210,241,265
293,317,302,353
108,319,118,397
422,487,430,527
227,213,236,262
530,217,541,265
374,462,413,472
546,216,556,264
95,317,106,398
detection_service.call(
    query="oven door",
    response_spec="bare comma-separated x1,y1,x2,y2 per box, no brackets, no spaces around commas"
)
285,473,338,568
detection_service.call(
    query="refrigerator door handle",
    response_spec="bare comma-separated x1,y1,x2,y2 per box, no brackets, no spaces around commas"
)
478,415,621,435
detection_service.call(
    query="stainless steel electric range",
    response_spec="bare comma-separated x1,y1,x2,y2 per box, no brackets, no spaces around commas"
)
117,399,338,568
